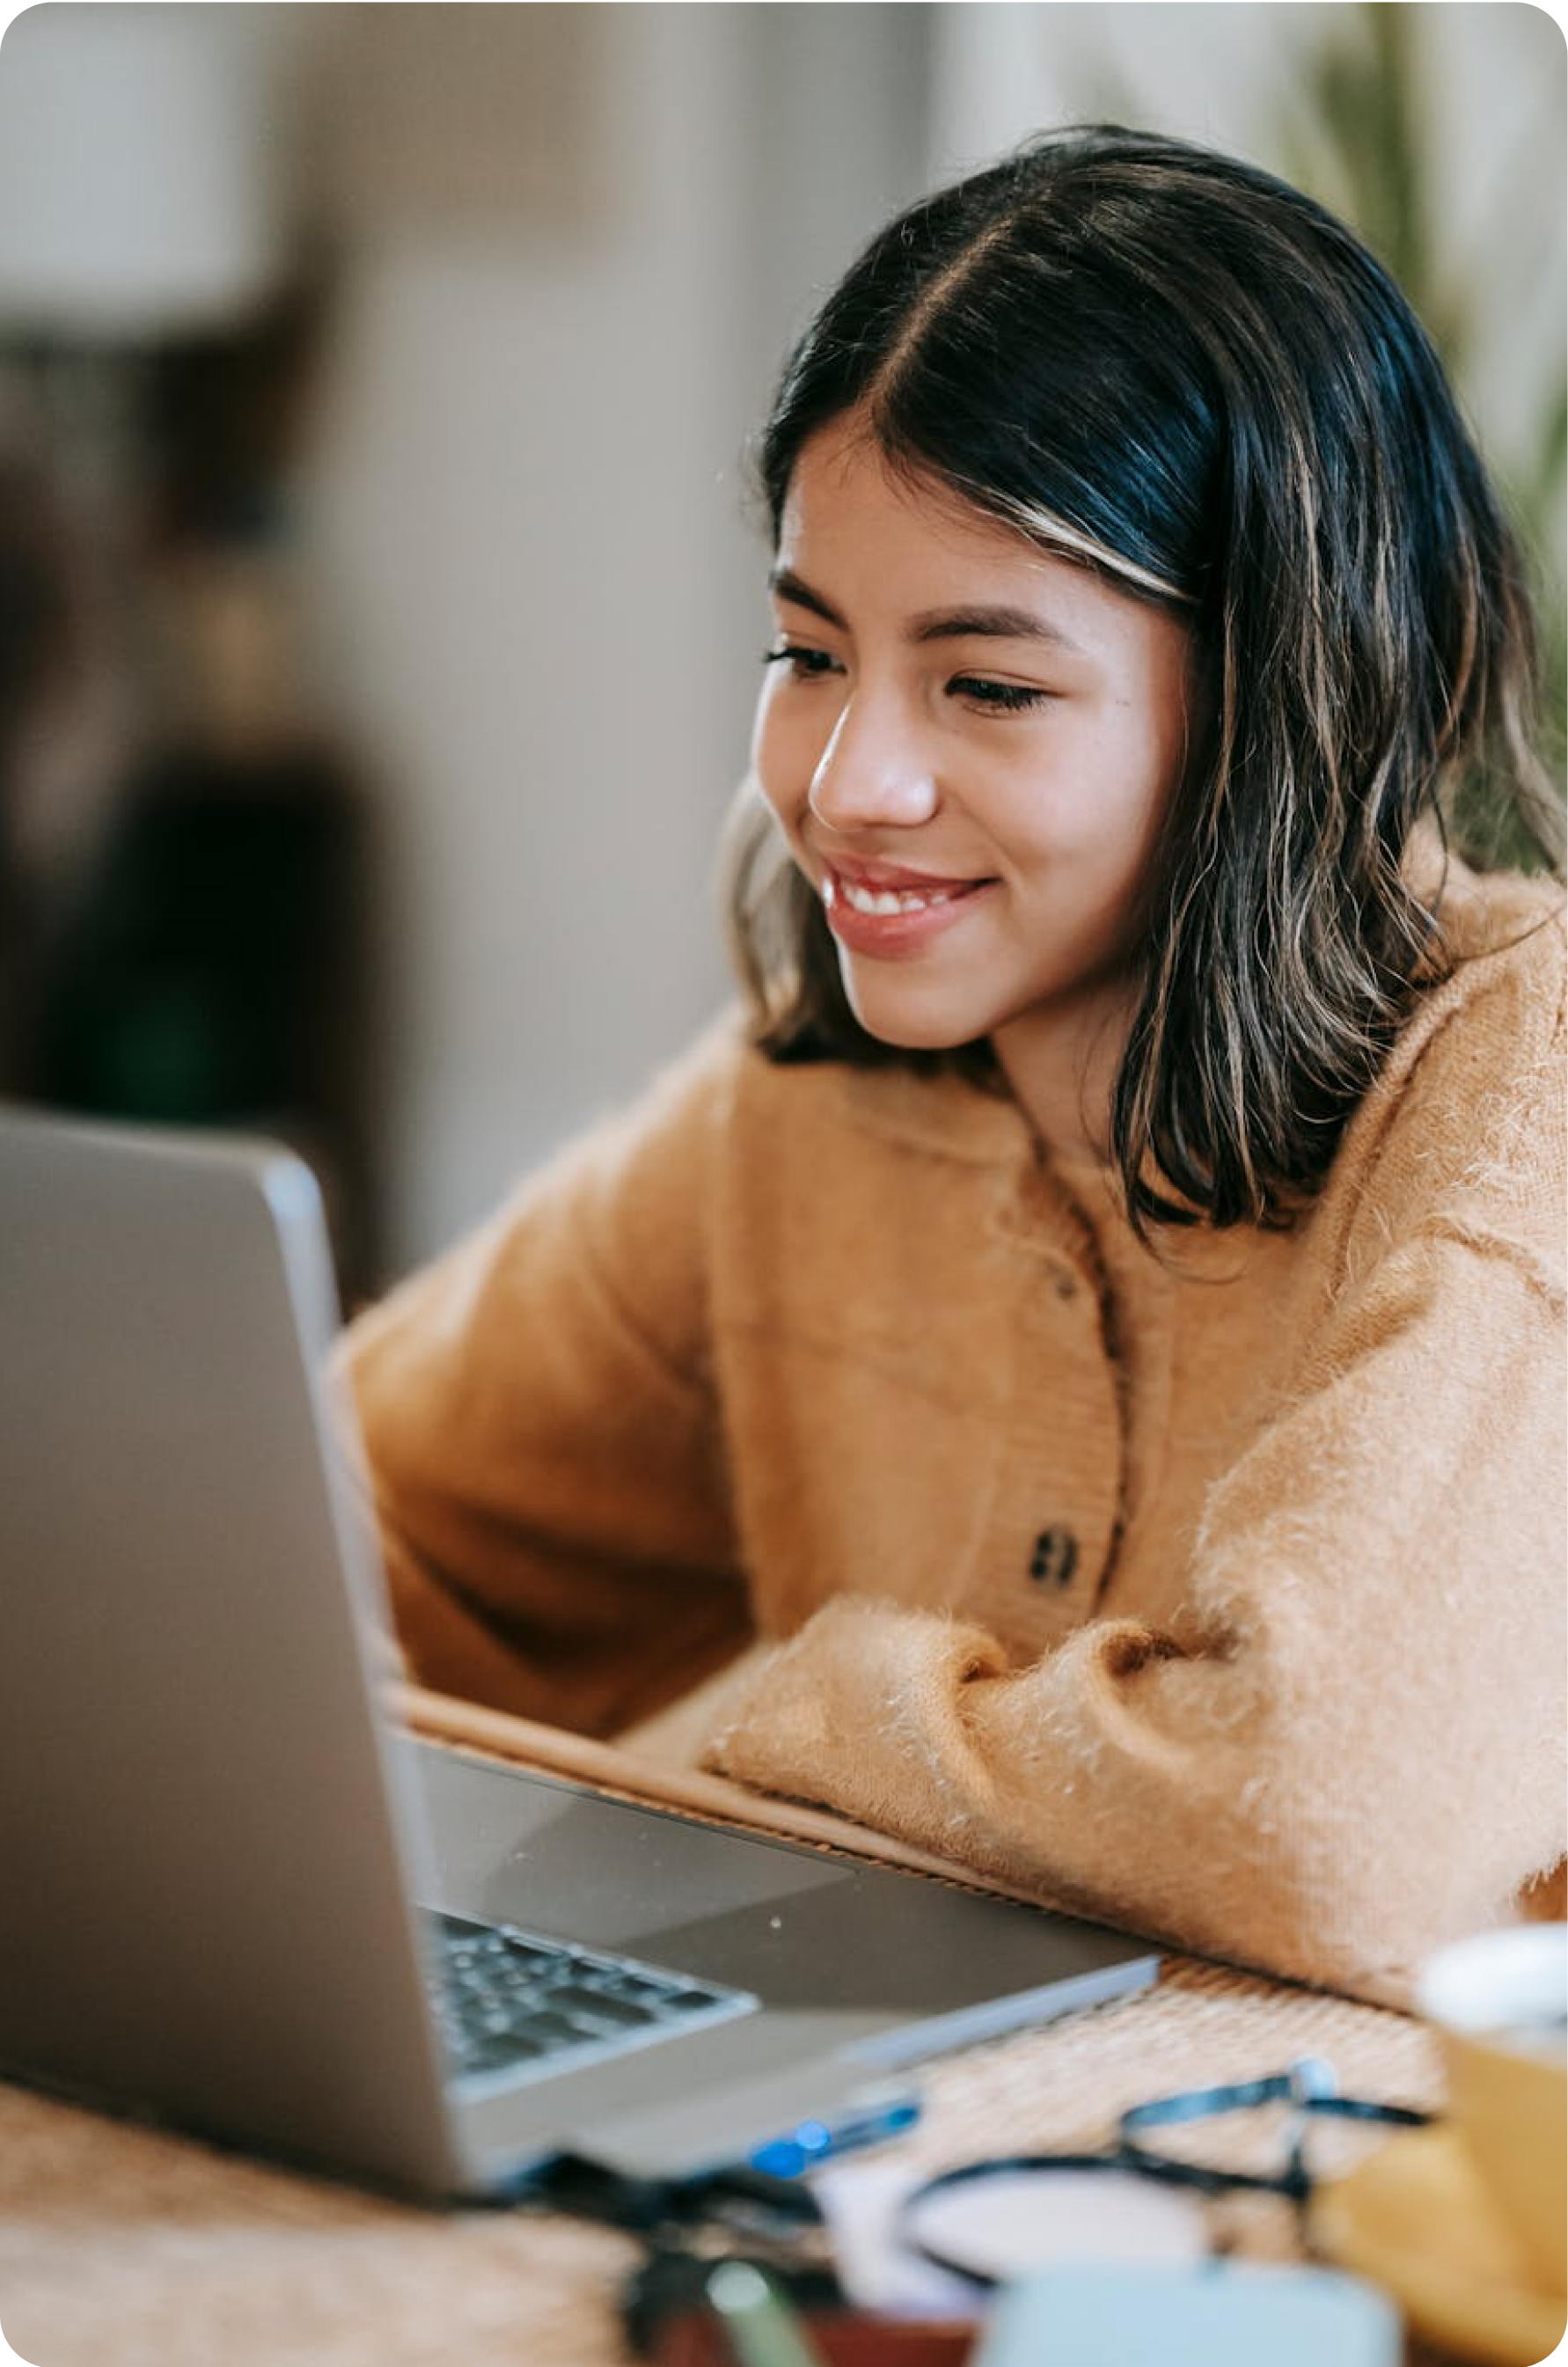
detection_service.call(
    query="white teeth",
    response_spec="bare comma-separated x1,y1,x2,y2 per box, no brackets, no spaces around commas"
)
838,876,958,916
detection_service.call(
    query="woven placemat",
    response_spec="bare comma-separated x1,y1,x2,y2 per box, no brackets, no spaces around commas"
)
0,1962,1450,2367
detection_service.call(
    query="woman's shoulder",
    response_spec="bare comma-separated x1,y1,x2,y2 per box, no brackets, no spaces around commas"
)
1427,845,1566,978
1403,854,1565,1085
1331,859,1565,1270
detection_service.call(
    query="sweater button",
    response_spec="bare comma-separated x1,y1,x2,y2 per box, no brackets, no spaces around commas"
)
1029,1526,1079,1587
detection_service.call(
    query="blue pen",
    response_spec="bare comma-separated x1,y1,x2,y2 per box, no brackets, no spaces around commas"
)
748,2090,923,2181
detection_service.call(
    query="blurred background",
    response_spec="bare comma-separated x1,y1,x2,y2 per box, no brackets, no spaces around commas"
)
0,2,1560,1297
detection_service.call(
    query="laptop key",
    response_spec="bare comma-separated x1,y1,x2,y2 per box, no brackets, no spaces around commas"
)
469,2033,546,2071
425,1908,756,2088
548,1985,658,2028
517,2010,587,2046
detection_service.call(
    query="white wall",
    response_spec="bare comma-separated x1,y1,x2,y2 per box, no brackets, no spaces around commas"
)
301,4,929,1271
305,12,741,1266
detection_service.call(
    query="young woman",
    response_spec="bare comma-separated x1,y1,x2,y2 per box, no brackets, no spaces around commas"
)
342,128,1565,2005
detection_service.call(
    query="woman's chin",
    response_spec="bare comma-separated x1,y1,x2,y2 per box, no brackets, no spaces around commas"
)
842,983,987,1054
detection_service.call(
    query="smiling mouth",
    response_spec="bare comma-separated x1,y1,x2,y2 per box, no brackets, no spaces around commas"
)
824,867,991,917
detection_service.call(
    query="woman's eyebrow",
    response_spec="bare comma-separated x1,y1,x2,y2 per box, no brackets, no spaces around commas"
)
767,568,1084,655
908,603,1085,653
767,566,844,626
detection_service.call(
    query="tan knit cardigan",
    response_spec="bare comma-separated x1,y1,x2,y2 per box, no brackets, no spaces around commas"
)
342,865,1566,2007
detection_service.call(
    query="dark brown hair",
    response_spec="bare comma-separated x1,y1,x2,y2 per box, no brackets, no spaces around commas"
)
725,126,1563,1235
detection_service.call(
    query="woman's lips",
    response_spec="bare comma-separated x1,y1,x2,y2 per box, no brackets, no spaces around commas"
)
821,861,994,956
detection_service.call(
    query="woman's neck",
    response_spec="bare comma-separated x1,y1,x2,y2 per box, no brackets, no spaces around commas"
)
990,975,1139,1166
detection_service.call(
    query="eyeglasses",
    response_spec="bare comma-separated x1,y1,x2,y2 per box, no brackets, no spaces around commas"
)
897,2056,1431,2292
529,2056,1433,2337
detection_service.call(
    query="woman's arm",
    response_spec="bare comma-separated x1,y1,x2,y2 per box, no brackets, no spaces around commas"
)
338,1025,751,1737
705,944,1568,2004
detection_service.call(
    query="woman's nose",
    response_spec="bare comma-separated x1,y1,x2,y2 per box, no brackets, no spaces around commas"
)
808,693,940,832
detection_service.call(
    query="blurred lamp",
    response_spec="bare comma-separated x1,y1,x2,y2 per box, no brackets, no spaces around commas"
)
0,4,284,341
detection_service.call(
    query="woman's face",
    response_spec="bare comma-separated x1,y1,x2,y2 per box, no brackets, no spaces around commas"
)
751,414,1196,1081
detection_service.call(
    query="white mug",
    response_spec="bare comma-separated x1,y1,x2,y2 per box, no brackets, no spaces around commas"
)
1417,1923,1568,2295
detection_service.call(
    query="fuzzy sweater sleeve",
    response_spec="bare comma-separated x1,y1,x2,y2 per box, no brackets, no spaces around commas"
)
706,935,1568,2004
339,1025,750,1737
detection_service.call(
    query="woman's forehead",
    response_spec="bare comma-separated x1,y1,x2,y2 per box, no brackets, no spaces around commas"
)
781,414,1007,548
775,415,1191,663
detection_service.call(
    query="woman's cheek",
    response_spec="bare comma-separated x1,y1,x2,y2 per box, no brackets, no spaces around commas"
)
748,678,787,799
751,700,814,840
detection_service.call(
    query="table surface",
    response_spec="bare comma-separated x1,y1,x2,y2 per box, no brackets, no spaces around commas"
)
0,1953,1475,2367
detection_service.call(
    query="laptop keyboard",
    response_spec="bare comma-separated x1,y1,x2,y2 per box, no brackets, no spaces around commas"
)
428,1909,754,2089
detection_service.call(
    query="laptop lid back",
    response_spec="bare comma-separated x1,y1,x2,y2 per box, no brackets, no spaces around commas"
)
0,1107,463,2193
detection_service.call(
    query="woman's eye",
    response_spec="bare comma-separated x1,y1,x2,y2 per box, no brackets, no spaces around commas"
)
949,674,1053,713
761,643,840,680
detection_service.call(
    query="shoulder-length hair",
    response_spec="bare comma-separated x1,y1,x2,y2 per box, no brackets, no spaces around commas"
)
724,125,1563,1236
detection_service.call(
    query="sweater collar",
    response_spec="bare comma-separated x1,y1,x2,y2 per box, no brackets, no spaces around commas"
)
832,1058,1039,1169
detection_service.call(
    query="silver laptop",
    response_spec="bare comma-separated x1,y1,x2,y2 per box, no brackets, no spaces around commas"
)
0,1104,1157,2201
